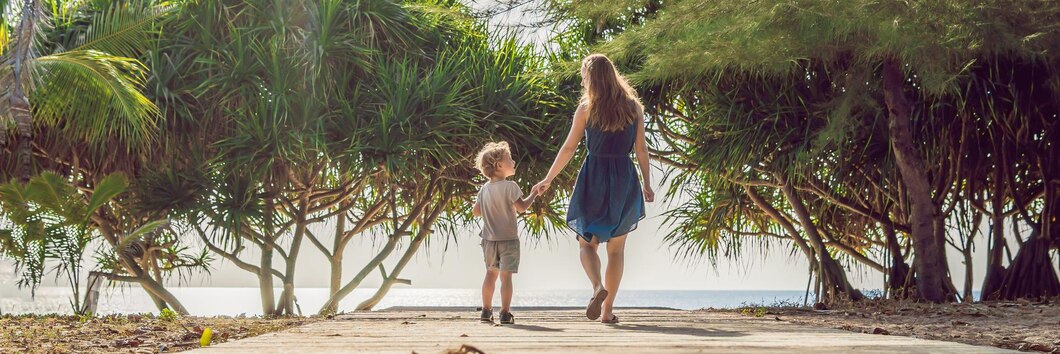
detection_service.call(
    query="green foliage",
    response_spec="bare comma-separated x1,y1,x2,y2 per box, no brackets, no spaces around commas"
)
0,172,126,313
547,0,1060,301
0,0,169,148
158,307,179,322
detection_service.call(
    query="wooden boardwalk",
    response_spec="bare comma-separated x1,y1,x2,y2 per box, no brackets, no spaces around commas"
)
191,308,1014,353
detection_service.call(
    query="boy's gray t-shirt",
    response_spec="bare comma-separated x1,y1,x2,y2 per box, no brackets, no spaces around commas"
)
477,180,523,241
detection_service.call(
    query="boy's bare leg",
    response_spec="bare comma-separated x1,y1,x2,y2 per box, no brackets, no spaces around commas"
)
499,271,514,313
601,234,627,321
482,269,499,310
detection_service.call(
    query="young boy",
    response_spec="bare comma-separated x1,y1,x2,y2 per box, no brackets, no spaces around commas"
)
473,141,537,325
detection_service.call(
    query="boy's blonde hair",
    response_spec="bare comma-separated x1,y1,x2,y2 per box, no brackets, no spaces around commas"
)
475,141,511,178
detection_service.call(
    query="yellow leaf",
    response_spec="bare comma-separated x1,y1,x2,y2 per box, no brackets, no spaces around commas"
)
200,327,213,347
0,25,7,56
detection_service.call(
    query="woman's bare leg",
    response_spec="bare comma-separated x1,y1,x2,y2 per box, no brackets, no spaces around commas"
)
578,236,603,293
601,234,627,321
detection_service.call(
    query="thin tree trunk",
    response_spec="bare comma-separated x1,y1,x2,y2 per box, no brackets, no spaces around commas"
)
744,186,817,268
781,183,864,302
883,219,912,298
318,233,401,314
138,275,189,315
278,221,304,316
114,253,190,314
318,180,439,314
356,196,449,311
881,57,954,303
982,165,1008,300
8,0,41,182
322,213,346,315
258,241,277,316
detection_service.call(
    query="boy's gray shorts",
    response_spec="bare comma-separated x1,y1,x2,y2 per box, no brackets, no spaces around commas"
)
481,239,520,273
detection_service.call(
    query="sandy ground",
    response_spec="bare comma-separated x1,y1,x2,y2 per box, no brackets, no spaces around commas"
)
719,299,1060,353
0,314,314,353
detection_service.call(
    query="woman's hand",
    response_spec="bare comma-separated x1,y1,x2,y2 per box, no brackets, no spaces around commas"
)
642,184,655,203
532,179,552,195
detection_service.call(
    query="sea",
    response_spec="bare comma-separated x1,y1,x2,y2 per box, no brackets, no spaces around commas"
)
0,287,809,316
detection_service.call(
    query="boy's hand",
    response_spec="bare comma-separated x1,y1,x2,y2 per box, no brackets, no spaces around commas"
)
532,179,551,194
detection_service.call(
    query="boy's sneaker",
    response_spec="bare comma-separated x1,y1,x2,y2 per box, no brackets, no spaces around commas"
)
480,308,493,323
499,311,515,325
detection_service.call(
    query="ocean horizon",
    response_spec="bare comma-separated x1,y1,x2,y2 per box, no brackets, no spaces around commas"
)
1,287,817,316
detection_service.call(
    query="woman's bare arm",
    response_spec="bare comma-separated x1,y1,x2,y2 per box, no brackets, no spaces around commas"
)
533,104,588,193
634,105,654,202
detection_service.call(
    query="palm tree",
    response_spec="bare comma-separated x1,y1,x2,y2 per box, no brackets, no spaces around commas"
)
0,0,166,181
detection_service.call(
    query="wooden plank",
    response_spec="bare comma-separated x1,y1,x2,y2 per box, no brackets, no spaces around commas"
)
191,309,1015,353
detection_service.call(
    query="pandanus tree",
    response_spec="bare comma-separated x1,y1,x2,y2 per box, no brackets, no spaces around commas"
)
545,0,1060,302
136,0,570,316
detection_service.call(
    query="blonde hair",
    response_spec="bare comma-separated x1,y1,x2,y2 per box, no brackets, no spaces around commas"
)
475,141,511,178
580,54,643,132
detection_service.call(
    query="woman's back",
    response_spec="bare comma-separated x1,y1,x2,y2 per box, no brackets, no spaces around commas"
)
585,119,636,158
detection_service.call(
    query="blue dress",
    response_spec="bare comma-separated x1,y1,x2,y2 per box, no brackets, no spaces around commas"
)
566,121,645,243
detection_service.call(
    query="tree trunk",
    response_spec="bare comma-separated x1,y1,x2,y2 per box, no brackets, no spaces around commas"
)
318,233,401,314
356,196,448,311
258,241,277,316
112,251,190,315
322,214,346,315
8,0,41,182
744,186,817,270
883,220,912,298
317,181,437,315
881,57,955,303
139,275,189,315
995,184,1060,299
781,183,864,302
981,167,1008,300
12,95,33,182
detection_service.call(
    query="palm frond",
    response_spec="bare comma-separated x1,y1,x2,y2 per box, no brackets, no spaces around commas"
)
30,49,160,146
72,0,173,57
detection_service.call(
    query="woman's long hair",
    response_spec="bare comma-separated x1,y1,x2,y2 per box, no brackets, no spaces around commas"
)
579,54,643,132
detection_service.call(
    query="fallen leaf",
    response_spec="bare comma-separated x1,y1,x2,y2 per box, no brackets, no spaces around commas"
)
115,339,142,347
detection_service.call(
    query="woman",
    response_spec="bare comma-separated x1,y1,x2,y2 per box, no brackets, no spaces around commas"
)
533,54,654,324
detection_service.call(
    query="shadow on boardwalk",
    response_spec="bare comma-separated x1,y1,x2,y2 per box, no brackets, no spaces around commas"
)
504,322,744,338
504,324,564,332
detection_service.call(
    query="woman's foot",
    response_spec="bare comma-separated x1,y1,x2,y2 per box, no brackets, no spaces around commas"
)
601,314,619,324
480,308,494,323
586,288,608,320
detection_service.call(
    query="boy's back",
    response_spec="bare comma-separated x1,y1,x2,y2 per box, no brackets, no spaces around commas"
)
477,180,523,241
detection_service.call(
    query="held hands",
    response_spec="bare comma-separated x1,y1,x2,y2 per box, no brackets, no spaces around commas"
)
642,183,655,203
532,179,552,195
